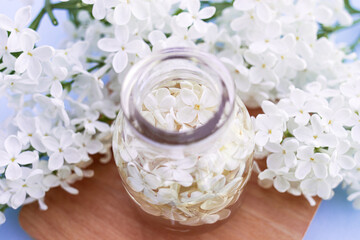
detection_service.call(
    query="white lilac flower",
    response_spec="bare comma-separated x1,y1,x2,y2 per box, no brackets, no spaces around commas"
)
0,135,38,180
0,6,39,51
98,25,144,73
41,62,68,98
71,110,110,135
0,29,16,70
7,169,45,209
244,51,279,85
82,0,107,20
248,20,281,54
265,138,299,170
295,146,330,180
42,164,79,194
258,169,295,193
112,0,150,25
14,33,54,80
16,114,46,152
176,87,218,125
43,130,81,171
176,0,216,33
254,115,284,147
293,115,338,148
233,0,274,23
73,133,103,161
33,94,70,126
329,140,356,177
155,158,196,187
126,162,162,192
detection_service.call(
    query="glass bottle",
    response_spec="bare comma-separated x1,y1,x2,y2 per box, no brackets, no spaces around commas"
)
112,48,255,231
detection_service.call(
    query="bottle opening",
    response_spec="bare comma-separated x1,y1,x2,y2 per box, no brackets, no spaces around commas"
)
121,48,235,145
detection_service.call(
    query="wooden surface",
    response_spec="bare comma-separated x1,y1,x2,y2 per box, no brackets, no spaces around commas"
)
19,109,320,239
19,159,319,240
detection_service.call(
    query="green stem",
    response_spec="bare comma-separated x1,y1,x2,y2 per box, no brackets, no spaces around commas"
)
29,8,46,30
344,0,360,14
45,0,58,26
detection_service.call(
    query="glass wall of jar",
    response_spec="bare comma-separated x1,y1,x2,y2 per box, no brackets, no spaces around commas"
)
112,48,255,231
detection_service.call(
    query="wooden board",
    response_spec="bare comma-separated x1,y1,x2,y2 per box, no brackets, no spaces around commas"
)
19,109,320,239
19,159,319,240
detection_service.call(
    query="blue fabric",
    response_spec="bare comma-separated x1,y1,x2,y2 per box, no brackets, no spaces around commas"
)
1,1,360,239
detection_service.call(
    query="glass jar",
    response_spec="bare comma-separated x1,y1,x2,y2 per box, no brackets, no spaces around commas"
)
112,48,255,231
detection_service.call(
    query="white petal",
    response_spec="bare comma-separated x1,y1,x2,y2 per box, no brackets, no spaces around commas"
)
27,186,45,199
295,161,311,179
130,0,149,20
338,155,356,170
173,170,193,187
92,0,106,19
15,6,32,29
127,177,144,192
94,121,110,132
15,54,30,73
114,25,129,44
6,162,22,180
194,19,208,33
144,174,161,189
312,162,327,179
317,181,331,199
42,136,59,152
125,40,143,53
297,146,313,161
266,153,283,170
198,110,214,124
198,7,216,20
27,58,42,80
112,50,128,73
233,0,255,10
180,88,198,106
33,46,54,61
176,12,193,28
273,176,290,193
63,148,81,164
50,81,63,98
351,125,360,143
256,2,272,23
16,151,37,165
0,14,14,31
176,107,197,123
48,152,64,170
20,33,35,52
5,135,22,157
114,4,131,25
97,38,122,52
11,189,26,209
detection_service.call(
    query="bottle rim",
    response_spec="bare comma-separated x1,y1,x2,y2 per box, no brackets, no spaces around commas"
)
120,47,235,146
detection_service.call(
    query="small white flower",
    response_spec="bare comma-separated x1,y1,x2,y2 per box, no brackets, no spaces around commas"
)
43,130,81,171
233,0,274,23
254,115,284,147
71,111,110,135
0,6,38,51
16,115,46,152
112,0,150,25
126,162,162,192
98,25,144,73
176,0,216,33
265,138,299,170
293,115,337,148
295,146,330,179
82,0,107,20
244,51,279,85
7,169,45,209
15,33,54,80
0,135,38,180
176,87,218,124
155,158,196,187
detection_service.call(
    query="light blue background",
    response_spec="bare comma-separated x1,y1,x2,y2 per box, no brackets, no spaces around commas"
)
1,1,360,239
